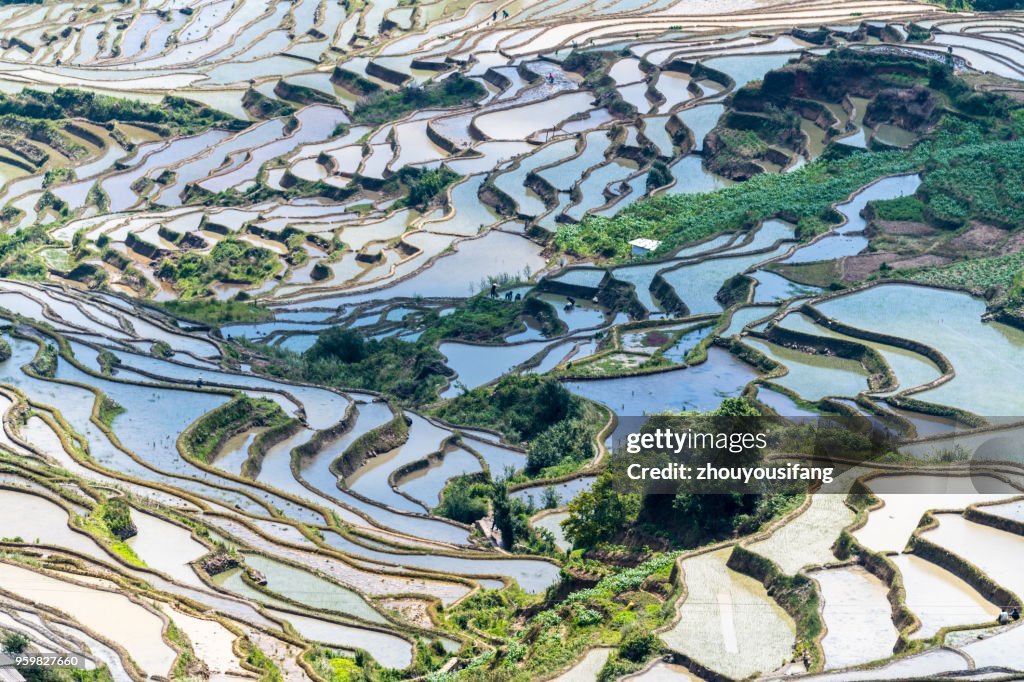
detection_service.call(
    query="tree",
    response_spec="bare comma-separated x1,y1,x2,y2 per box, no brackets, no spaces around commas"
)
540,486,560,509
618,628,659,662
2,631,29,655
306,328,367,363
564,474,639,549
435,477,488,524
526,418,590,473
100,498,137,540
491,479,515,549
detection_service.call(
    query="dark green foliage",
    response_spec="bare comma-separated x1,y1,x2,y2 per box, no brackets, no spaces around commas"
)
30,343,57,377
0,88,243,133
1009,270,1024,305
307,328,368,363
157,237,279,298
100,498,136,541
716,273,753,307
567,399,804,550
618,629,659,663
353,74,485,125
646,160,671,190
2,631,29,654
419,295,562,345
42,166,73,188
252,330,452,405
434,374,576,443
242,89,296,119
650,491,795,546
97,349,119,376
184,396,289,462
97,395,124,427
905,24,931,43
492,479,515,548
435,475,490,523
161,298,272,325
564,474,641,549
974,0,1024,8
526,418,591,474
397,166,460,208
0,225,47,279
562,51,609,75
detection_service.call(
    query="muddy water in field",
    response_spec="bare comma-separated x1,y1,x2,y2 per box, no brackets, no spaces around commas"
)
922,513,1024,599
242,553,386,623
890,553,998,638
0,561,176,677
126,511,208,588
662,548,795,679
854,475,1021,553
346,414,450,513
814,565,898,669
265,608,413,669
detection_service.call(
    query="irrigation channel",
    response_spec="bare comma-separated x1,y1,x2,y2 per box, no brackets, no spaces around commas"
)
0,0,1023,680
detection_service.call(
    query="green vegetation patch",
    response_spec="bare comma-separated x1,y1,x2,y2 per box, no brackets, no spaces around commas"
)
352,74,485,125
566,399,803,551
900,250,1024,295
870,195,926,222
446,553,677,680
97,395,124,427
433,374,578,444
435,474,491,524
98,498,136,540
0,87,246,134
251,328,453,405
161,298,273,325
183,395,289,463
419,295,563,345
157,237,280,299
395,165,460,209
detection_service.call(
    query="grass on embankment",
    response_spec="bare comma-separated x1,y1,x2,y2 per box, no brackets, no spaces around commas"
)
181,395,290,463
556,51,1024,262
352,74,485,125
160,298,273,325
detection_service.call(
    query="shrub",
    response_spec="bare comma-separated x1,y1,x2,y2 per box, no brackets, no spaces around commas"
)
526,418,591,473
2,632,29,655
100,498,137,540
618,629,659,662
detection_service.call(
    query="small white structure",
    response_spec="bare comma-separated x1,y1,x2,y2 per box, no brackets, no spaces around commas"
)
629,238,662,256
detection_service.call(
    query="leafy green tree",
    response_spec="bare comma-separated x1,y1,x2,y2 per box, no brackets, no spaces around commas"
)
564,474,640,549
526,418,591,473
435,477,489,524
3,631,29,654
100,498,136,540
491,479,515,549
618,629,659,662
306,328,367,363
435,374,576,443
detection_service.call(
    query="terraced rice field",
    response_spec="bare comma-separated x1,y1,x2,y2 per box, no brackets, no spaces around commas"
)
1,0,1024,680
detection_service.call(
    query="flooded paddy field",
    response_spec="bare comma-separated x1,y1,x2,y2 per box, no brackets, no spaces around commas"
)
3,0,1024,679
